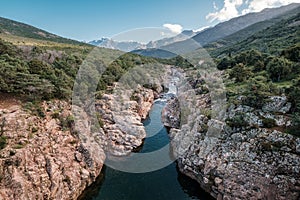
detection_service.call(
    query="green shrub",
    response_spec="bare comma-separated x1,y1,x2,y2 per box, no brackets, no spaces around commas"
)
60,115,75,131
262,118,276,128
0,136,7,150
287,113,300,137
226,113,249,128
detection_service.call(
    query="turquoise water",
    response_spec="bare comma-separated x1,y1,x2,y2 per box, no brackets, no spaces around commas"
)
79,100,213,200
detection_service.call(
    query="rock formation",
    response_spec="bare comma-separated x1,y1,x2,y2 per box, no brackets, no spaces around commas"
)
0,83,157,199
163,77,300,199
0,100,105,200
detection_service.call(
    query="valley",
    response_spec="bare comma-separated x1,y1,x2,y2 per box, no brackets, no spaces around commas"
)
0,2,300,200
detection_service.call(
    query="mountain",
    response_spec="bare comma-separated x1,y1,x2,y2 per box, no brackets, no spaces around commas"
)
0,17,88,46
145,30,197,49
207,7,300,57
192,3,300,46
166,3,300,53
206,5,300,57
134,3,300,58
88,38,145,52
88,37,110,46
89,30,199,52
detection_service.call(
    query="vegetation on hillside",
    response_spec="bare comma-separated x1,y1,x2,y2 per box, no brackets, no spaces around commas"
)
208,11,300,57
0,17,89,46
214,45,299,135
0,36,165,101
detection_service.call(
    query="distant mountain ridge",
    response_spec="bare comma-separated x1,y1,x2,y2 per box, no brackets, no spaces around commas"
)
88,29,199,52
88,37,146,52
206,5,300,57
132,3,300,58
192,3,300,46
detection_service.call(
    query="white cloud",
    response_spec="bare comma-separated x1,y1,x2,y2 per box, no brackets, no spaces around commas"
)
206,0,300,22
242,0,300,14
163,23,183,34
206,0,244,22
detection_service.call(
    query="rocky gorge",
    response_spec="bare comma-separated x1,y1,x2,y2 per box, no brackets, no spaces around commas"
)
0,65,173,199
162,71,300,200
1,63,299,200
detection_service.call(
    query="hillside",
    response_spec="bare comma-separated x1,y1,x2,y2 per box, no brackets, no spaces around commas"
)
162,4,300,200
153,4,299,55
0,17,89,46
208,11,300,135
192,3,300,46
0,16,169,200
207,7,300,57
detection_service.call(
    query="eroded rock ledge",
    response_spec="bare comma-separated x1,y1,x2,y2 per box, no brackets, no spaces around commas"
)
0,81,165,200
162,81,300,199
0,100,105,200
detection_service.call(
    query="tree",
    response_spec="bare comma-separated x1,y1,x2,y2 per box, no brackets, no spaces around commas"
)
244,76,278,108
217,57,232,70
266,57,292,82
229,63,252,83
281,45,300,62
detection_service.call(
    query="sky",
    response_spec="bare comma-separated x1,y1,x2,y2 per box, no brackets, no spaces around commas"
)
0,0,299,42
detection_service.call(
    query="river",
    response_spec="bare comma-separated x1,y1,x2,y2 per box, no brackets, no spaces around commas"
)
79,94,213,200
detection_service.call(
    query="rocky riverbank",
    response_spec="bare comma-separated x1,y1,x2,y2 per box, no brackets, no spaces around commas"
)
162,74,300,199
0,85,157,199
0,64,174,199
0,100,105,199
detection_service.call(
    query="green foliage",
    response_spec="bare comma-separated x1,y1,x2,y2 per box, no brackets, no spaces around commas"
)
60,115,75,131
286,78,300,137
13,144,25,149
0,117,6,136
96,113,104,128
229,63,252,83
286,77,300,111
266,57,293,82
262,118,276,128
98,53,158,90
281,44,300,62
287,113,300,137
226,113,249,128
0,39,86,100
159,56,193,69
217,57,233,70
0,39,18,55
0,136,6,150
210,11,300,56
244,76,278,108
23,102,45,118
0,17,91,46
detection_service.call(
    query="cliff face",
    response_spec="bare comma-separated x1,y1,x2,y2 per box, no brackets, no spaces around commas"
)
96,85,155,156
0,83,156,199
0,99,105,200
163,80,300,199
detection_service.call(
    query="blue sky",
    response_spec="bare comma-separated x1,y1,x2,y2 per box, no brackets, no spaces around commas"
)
0,0,299,41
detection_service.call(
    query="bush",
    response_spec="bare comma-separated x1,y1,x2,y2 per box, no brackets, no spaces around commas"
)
0,136,7,150
60,115,75,131
229,63,252,83
266,57,292,82
226,113,249,128
262,118,276,128
287,113,300,137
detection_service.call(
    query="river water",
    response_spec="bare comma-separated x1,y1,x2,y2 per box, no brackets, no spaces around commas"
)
79,96,213,200
80,74,213,199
